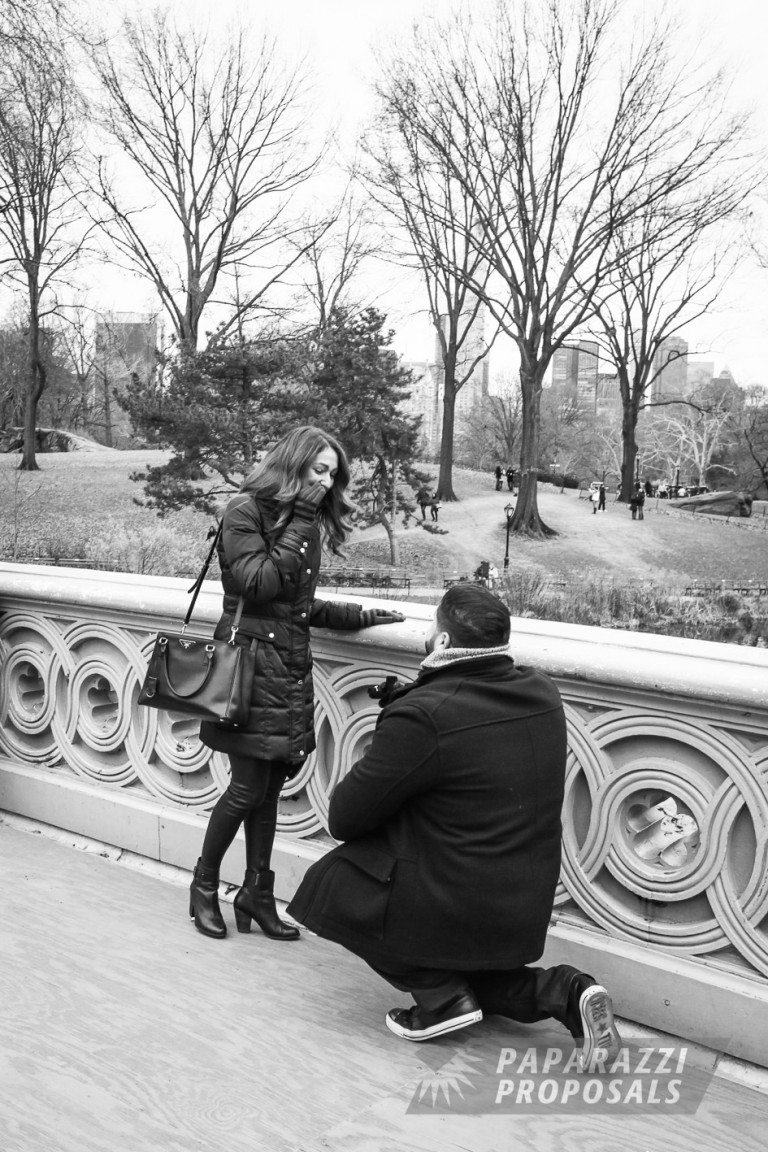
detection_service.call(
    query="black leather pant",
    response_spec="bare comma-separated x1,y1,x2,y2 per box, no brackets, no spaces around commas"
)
367,959,588,1035
200,756,288,873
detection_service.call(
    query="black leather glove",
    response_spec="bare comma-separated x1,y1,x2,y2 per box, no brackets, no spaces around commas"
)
292,482,327,522
359,608,406,628
367,675,407,707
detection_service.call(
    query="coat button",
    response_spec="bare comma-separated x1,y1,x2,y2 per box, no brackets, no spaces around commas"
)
306,568,311,574
300,612,307,618
268,632,275,639
297,679,303,685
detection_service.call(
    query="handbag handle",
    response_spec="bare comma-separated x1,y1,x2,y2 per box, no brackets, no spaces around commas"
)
184,522,244,641
156,636,217,697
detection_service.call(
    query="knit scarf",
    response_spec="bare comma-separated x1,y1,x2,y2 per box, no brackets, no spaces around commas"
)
420,644,513,672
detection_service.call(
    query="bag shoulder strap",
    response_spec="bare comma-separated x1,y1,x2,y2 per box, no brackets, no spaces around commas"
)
184,522,244,634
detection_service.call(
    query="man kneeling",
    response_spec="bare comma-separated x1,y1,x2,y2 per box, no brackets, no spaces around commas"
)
288,585,621,1070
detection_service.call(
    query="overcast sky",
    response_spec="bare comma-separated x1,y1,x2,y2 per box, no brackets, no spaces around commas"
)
79,0,768,384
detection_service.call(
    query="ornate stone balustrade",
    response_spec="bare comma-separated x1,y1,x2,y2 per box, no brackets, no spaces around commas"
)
2,562,768,1066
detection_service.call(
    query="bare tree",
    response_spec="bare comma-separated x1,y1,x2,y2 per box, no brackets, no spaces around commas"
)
290,189,380,329
643,402,737,489
638,376,744,489
54,301,100,434
362,107,499,501
741,387,768,496
455,383,522,472
91,11,321,351
0,0,68,52
590,418,624,488
0,314,32,432
590,196,751,501
0,34,88,469
374,0,755,536
538,387,604,483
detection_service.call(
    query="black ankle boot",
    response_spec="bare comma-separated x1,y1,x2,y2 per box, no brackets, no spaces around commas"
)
233,869,300,940
189,859,227,939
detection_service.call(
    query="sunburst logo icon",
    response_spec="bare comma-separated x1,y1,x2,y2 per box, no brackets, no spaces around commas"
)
408,1042,487,1110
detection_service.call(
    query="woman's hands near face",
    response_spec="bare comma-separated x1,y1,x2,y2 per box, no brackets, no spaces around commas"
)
292,481,327,521
298,481,328,508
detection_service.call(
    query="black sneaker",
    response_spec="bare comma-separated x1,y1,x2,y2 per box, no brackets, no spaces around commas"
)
386,992,483,1042
578,984,622,1071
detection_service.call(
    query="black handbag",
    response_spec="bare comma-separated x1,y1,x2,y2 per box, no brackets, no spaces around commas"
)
138,524,254,726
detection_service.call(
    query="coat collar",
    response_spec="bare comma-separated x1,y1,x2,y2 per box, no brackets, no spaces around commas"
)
387,652,516,707
420,644,514,672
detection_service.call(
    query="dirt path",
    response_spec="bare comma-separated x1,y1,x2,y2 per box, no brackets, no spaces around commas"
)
442,488,671,579
354,485,678,581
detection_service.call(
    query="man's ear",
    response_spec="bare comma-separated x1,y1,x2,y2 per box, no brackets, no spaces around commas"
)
433,629,451,651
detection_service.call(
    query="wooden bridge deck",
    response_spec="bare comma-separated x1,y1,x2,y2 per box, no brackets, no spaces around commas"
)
1,816,766,1152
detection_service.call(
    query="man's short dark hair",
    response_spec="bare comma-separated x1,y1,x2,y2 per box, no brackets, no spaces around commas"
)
437,584,511,648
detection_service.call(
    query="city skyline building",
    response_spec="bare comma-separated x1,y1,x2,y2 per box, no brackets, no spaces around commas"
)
402,310,492,455
552,345,579,390
399,360,443,455
94,311,161,446
576,341,599,411
595,372,621,413
551,340,600,411
686,360,715,393
650,336,688,402
433,311,491,425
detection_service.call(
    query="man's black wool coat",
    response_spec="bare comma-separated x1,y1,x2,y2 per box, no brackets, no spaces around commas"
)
287,654,567,970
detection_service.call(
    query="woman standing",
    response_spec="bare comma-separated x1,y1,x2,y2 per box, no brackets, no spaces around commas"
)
190,426,404,941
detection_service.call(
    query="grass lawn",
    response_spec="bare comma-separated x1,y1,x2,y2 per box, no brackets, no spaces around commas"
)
2,449,767,596
0,450,212,575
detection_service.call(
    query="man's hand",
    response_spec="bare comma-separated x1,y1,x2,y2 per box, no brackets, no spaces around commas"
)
367,675,408,707
293,482,327,521
359,608,406,628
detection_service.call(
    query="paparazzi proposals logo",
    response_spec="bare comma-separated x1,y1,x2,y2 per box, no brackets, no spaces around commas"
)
406,1036,717,1115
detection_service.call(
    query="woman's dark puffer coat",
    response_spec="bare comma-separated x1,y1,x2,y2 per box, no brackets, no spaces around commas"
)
199,492,365,769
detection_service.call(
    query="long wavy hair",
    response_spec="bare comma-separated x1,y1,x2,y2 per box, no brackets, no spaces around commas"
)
241,426,354,555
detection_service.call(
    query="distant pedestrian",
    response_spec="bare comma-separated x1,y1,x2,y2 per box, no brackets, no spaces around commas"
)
598,484,606,512
506,466,515,491
631,482,645,520
430,493,441,522
416,486,431,520
473,560,491,586
644,479,653,498
494,465,503,492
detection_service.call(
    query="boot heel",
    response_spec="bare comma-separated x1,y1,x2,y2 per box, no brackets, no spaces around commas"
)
189,858,227,938
234,906,252,933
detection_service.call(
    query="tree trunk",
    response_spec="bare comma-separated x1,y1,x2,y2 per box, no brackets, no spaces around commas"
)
21,303,45,471
509,362,554,537
619,391,640,502
436,377,457,501
182,276,202,352
103,372,114,448
381,513,400,565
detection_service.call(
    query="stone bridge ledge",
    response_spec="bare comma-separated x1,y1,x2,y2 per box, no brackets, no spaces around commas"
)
2,562,768,1068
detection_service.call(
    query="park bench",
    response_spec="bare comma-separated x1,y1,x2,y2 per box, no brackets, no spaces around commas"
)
319,568,410,594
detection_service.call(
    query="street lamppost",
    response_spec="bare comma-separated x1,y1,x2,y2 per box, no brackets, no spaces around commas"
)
504,502,514,569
